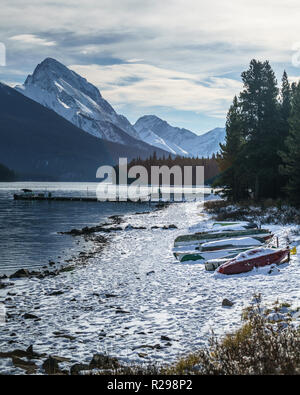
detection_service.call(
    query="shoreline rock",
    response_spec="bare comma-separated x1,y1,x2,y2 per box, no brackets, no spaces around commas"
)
222,298,234,307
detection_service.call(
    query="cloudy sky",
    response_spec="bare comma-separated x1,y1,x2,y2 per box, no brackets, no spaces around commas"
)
1,0,300,133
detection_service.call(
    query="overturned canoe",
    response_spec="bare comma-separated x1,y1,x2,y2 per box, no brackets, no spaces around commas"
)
172,235,270,256
200,236,266,252
174,229,272,247
217,248,290,275
174,236,267,259
212,221,258,231
176,246,253,263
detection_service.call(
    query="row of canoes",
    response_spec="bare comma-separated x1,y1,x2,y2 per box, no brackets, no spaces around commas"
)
172,221,290,275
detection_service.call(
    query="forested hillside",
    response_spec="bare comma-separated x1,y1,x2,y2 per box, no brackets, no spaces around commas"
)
126,153,219,185
0,163,15,181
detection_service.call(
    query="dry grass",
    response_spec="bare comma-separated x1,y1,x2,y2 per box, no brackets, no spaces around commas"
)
204,199,300,225
162,306,300,375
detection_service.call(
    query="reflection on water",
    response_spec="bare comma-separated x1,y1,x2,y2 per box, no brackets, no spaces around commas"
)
0,182,153,274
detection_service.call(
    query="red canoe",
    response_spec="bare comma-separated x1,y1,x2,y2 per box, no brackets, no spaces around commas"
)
217,248,290,275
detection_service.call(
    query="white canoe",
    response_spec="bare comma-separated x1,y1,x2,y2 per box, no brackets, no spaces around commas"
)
174,229,272,247
200,237,265,251
176,247,253,263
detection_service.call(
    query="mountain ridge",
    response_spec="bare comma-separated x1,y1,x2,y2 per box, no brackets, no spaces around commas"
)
0,82,168,181
15,58,142,145
15,58,225,158
134,115,225,157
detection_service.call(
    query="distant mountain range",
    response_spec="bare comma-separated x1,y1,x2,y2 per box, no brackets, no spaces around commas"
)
0,58,225,180
0,83,166,181
134,115,225,157
15,58,225,157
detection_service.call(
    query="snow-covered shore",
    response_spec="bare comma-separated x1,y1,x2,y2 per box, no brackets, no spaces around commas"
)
0,200,299,374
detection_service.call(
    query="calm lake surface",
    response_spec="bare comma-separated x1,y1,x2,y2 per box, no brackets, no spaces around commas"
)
0,182,153,274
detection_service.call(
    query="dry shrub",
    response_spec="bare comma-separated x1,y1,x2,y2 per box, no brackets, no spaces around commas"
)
91,305,299,376
204,199,300,225
204,200,229,212
165,308,300,375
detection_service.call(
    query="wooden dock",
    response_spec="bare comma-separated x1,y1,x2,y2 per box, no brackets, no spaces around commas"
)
13,194,151,203
13,188,212,203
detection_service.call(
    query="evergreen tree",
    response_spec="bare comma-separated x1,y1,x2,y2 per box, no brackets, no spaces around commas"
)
281,71,292,125
0,163,15,181
213,96,247,201
280,82,300,207
240,59,280,199
291,82,298,96
277,71,292,194
127,155,219,185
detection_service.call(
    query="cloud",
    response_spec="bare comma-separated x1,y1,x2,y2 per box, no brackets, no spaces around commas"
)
127,59,144,63
71,63,242,118
2,0,300,130
9,34,56,47
2,1,300,72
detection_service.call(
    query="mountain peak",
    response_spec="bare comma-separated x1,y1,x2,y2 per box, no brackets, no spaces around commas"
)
25,58,68,82
138,115,161,122
16,58,142,143
24,57,103,103
134,115,225,157
40,57,62,66
30,57,71,79
37,57,64,68
134,115,172,133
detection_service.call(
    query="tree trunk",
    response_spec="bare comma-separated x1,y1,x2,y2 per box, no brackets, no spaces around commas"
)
255,175,259,201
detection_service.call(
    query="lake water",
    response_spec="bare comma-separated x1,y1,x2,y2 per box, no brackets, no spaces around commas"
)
0,182,154,274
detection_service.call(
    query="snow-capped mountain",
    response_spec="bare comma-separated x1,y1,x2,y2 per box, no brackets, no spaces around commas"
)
0,82,172,180
15,58,141,145
15,58,225,159
134,115,226,158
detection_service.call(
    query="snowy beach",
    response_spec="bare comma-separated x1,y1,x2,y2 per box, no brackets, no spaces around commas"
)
0,200,299,374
